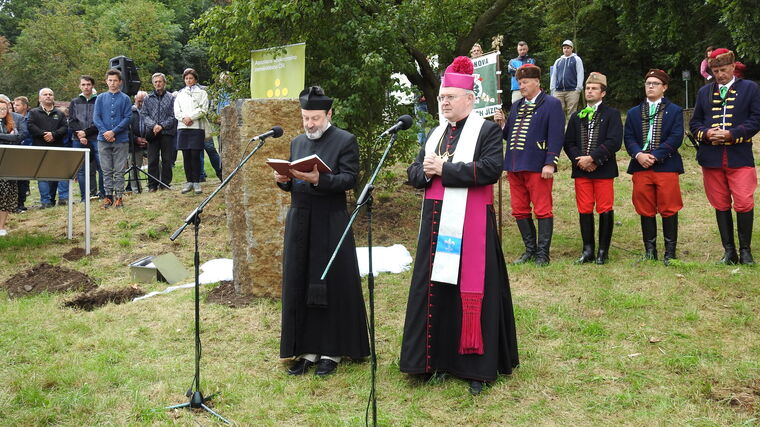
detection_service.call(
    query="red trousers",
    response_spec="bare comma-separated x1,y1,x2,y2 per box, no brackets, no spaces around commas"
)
702,166,757,213
507,171,553,219
574,178,614,214
631,170,682,217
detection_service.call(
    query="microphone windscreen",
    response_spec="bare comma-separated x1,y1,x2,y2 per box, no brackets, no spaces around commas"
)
398,115,413,130
271,126,284,138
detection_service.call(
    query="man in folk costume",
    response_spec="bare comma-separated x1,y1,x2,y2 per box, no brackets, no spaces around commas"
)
496,64,565,265
563,72,623,264
274,86,369,376
400,57,519,396
624,69,684,265
690,48,760,265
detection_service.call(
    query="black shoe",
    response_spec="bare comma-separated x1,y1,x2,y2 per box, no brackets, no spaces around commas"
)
737,209,754,265
535,217,553,266
287,358,314,376
641,216,658,260
576,213,595,264
57,199,69,206
514,218,537,264
469,380,486,395
716,209,739,264
596,210,614,264
148,187,158,193
662,213,678,265
40,203,54,209
314,359,338,377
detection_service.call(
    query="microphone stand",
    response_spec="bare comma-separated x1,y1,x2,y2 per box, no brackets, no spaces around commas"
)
165,134,273,425
321,130,402,427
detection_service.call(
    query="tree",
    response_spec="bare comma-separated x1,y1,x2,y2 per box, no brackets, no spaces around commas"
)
196,0,514,186
0,0,182,102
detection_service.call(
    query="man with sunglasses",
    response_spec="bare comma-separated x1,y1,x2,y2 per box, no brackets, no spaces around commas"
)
690,48,760,265
623,69,684,265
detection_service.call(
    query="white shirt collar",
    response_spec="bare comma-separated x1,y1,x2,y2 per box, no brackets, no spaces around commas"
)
647,98,662,108
589,100,602,110
719,77,736,90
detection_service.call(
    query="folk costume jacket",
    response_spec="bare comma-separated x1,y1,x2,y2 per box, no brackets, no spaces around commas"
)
624,97,684,175
563,102,623,179
503,91,565,173
689,78,760,168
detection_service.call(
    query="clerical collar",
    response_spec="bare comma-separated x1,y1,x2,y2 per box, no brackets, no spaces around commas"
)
719,77,736,90
447,116,468,127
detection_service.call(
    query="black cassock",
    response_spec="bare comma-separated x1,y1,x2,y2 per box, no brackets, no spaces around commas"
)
400,118,519,382
277,125,370,359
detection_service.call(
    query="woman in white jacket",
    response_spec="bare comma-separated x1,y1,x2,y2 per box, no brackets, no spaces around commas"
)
174,68,208,194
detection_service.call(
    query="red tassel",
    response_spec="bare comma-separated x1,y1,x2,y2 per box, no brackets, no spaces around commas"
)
459,292,484,355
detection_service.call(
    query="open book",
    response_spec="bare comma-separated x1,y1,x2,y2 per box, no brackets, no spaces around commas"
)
267,154,332,178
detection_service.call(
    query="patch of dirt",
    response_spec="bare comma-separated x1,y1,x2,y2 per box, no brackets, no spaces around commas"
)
63,285,145,311
206,280,253,307
62,247,100,261
1,263,98,298
709,379,760,412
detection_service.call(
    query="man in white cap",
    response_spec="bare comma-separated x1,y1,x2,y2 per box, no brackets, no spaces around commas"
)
550,40,584,122
400,56,519,396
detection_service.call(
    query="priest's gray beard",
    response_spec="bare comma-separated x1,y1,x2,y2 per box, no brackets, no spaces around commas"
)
305,122,331,140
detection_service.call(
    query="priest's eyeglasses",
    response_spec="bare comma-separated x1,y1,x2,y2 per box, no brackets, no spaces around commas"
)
644,81,663,87
437,94,464,103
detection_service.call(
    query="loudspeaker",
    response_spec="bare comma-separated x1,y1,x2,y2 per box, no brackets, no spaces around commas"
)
109,56,141,96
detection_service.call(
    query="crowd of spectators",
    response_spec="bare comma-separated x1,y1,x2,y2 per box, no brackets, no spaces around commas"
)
0,68,225,236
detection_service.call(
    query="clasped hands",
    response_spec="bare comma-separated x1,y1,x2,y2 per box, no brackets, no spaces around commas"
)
706,128,733,145
575,155,597,172
423,153,444,178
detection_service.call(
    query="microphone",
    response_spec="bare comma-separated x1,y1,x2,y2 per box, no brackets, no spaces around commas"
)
379,115,413,137
249,126,284,141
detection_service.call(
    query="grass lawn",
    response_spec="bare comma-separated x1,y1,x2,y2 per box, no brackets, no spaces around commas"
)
0,144,758,425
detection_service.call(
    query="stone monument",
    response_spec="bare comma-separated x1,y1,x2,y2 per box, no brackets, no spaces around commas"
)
221,99,302,297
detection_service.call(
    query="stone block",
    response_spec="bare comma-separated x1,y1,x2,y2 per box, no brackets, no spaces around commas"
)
221,98,302,298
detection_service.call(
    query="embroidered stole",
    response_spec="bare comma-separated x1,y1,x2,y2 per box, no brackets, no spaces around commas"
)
424,112,489,354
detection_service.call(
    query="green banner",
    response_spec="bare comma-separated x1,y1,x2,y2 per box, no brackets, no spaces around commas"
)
250,42,306,99
471,51,501,118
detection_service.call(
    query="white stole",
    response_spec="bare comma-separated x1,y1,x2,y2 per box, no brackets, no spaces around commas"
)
424,112,485,284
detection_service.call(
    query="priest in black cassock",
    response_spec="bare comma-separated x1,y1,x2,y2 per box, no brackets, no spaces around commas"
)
400,57,519,395
274,86,369,377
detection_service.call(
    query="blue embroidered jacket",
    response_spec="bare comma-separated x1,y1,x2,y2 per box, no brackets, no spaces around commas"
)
503,91,565,172
624,97,684,174
689,79,760,168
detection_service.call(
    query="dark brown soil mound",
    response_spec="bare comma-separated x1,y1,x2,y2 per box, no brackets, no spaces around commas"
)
207,280,254,307
63,285,145,311
2,263,98,298
62,247,100,261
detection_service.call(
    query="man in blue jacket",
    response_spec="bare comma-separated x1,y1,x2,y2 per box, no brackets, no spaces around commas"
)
507,41,536,104
496,64,565,266
624,69,684,265
550,40,584,122
690,48,760,265
93,69,132,208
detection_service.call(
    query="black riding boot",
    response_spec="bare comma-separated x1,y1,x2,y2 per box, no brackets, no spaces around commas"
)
641,215,658,260
737,209,754,265
596,210,614,265
576,213,595,264
716,209,738,264
535,217,553,266
662,213,678,265
514,218,537,264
